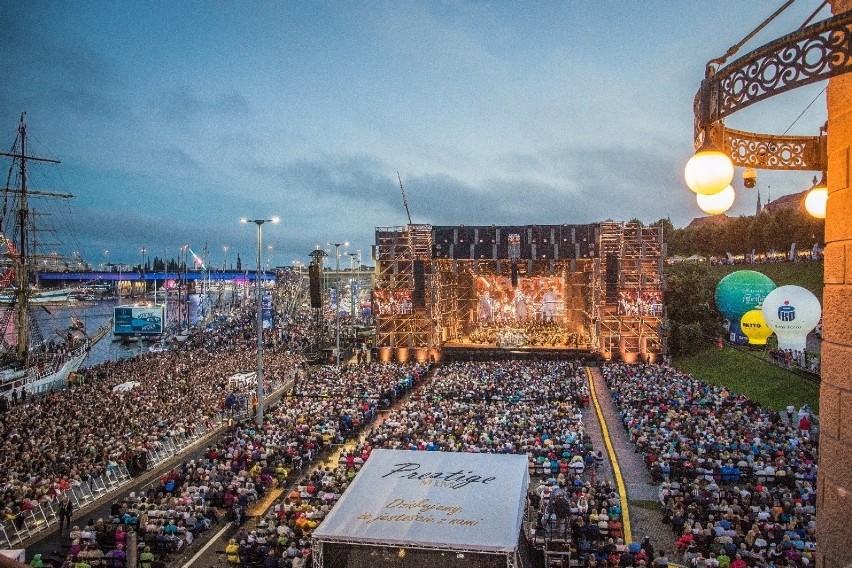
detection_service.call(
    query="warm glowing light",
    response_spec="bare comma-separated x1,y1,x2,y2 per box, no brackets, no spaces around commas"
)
696,184,735,215
804,174,827,219
804,187,827,218
685,145,734,195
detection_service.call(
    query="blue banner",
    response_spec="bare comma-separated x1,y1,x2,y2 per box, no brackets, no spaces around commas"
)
188,293,202,325
261,291,273,329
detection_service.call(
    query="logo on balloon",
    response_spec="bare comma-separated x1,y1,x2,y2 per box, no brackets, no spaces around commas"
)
778,302,795,322
715,271,776,344
761,286,821,351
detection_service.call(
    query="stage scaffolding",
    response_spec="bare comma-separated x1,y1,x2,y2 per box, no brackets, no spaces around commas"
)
373,222,664,361
374,224,435,350
593,222,664,361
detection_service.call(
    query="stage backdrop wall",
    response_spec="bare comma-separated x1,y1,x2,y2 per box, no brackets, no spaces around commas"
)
312,449,529,554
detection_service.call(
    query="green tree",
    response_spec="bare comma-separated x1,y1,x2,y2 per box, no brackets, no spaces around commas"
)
665,263,724,356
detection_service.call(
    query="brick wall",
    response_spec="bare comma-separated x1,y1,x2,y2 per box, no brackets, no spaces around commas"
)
819,2,852,567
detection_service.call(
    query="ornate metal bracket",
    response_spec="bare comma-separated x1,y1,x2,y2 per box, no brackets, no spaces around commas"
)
706,124,826,170
694,10,852,170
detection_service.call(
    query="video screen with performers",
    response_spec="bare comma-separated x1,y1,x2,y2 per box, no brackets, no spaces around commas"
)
372,289,413,316
466,274,583,348
616,287,663,317
474,275,565,324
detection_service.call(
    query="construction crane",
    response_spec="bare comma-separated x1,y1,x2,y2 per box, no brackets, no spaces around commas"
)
397,172,413,225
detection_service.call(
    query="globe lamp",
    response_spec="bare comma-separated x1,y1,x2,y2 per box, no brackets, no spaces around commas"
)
685,139,734,196
696,184,735,215
804,173,827,219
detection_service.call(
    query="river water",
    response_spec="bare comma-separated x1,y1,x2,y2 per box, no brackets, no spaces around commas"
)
32,293,239,369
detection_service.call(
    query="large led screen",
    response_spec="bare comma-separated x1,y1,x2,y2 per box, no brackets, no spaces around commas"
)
474,275,564,323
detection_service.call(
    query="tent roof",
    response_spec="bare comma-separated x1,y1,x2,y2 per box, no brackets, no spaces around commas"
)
312,449,529,553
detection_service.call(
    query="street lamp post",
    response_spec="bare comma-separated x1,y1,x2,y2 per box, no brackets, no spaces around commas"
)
347,252,359,319
241,217,279,426
330,241,348,365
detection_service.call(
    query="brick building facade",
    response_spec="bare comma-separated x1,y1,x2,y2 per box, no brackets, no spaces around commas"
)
818,1,852,566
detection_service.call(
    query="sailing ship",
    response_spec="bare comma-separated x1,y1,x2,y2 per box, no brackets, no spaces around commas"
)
0,113,110,399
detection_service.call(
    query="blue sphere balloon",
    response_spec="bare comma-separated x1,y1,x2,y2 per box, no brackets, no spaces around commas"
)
715,270,776,341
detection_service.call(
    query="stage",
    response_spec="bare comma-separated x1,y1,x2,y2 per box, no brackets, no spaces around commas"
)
372,223,665,361
439,342,595,361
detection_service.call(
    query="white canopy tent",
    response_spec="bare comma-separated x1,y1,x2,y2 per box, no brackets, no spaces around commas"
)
312,449,530,567
111,381,140,394
227,372,256,390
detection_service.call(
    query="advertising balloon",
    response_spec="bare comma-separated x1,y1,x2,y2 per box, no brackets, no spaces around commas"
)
740,309,773,346
715,271,776,343
761,285,821,351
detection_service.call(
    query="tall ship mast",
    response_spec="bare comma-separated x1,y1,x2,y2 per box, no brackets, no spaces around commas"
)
0,113,109,397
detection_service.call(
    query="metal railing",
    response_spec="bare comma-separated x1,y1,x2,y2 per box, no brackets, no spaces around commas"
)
0,463,132,549
0,378,284,549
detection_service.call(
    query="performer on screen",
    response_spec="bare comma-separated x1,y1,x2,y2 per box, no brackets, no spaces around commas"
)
513,288,528,322
542,287,559,322
478,291,494,323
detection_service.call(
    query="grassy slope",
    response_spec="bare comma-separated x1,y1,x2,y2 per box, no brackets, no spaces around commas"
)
670,261,823,413
674,345,819,412
703,261,824,300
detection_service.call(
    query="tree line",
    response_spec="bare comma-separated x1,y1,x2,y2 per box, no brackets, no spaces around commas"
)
647,208,824,257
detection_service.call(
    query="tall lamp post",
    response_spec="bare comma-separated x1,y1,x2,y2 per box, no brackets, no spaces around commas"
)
330,241,348,365
347,252,359,319
241,216,280,425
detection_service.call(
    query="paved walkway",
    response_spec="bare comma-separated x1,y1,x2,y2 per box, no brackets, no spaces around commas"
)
584,366,677,555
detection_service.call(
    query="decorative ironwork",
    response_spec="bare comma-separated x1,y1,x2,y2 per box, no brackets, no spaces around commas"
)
711,127,825,170
692,11,851,172
696,11,852,128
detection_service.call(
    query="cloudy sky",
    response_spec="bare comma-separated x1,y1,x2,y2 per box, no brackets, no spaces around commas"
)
0,1,831,268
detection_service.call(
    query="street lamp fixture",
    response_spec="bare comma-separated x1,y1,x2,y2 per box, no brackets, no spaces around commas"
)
696,184,736,216
684,137,734,196
241,216,280,425
804,173,828,219
686,10,852,217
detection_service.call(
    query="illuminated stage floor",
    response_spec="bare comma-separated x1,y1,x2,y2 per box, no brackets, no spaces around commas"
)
440,341,594,361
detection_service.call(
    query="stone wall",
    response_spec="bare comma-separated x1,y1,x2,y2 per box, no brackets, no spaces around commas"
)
818,2,852,567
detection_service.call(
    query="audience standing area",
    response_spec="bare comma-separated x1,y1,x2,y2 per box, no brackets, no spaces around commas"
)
311,449,530,568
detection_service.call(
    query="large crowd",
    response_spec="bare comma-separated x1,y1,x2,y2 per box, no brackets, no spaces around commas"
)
76,362,427,568
0,307,303,538
0,275,824,568
604,363,818,567
223,359,599,566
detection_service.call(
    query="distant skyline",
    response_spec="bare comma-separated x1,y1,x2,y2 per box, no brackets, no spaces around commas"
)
0,1,831,267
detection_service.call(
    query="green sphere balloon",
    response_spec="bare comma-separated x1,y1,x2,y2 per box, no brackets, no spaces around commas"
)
715,270,776,340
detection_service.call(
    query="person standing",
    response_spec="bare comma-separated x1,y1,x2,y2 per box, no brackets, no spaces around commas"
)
58,495,73,531
786,404,796,427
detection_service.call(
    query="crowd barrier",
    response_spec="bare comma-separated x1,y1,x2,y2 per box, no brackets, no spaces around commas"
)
0,378,284,550
0,463,132,549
